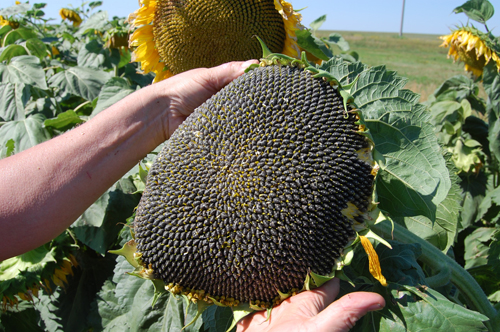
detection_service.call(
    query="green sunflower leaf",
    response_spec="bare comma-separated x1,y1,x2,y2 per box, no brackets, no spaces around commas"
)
0,139,15,159
24,38,48,59
0,113,52,154
453,0,495,24
465,227,496,269
0,82,30,121
88,255,169,331
0,304,45,332
43,110,84,131
75,11,109,37
161,293,202,332
48,66,112,101
320,58,451,221
2,27,37,46
309,15,326,35
322,33,350,52
0,55,47,89
0,3,30,17
92,77,134,117
295,29,332,61
71,177,141,255
202,306,234,332
77,39,113,70
394,154,461,252
0,44,29,63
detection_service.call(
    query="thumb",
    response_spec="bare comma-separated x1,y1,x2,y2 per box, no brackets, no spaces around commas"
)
312,292,385,332
201,60,259,92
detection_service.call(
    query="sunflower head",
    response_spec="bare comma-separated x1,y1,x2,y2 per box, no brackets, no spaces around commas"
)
59,8,83,27
127,0,305,83
0,232,78,310
440,26,500,78
105,30,130,50
0,15,20,29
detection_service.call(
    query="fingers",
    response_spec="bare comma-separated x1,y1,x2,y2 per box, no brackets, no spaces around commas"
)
203,60,259,92
313,292,385,332
283,278,340,316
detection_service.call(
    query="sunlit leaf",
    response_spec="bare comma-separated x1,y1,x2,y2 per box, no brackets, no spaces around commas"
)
464,227,494,269
0,113,52,153
0,3,31,18
0,55,47,89
43,110,84,131
0,82,30,121
3,27,38,46
309,14,326,34
75,11,109,37
453,0,495,24
0,44,28,63
323,33,350,52
48,66,112,101
92,77,134,116
321,57,451,221
296,29,331,61
77,39,109,69
395,155,461,252
0,139,15,159
25,38,48,59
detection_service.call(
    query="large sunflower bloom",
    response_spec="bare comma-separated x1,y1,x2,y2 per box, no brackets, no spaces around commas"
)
440,26,500,78
128,0,305,83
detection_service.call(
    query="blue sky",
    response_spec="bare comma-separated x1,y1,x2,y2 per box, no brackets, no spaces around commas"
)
3,0,499,35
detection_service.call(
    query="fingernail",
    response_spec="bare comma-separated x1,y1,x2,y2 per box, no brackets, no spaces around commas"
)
368,303,384,311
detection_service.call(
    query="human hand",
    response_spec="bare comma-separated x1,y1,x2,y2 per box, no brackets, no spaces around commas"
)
237,278,385,332
151,60,258,141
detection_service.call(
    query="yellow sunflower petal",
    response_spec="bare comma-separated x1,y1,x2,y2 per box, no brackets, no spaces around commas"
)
360,235,388,287
129,1,156,28
129,24,154,47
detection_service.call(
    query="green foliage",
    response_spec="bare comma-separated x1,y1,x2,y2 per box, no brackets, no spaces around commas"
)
71,177,141,255
453,0,495,25
320,58,451,221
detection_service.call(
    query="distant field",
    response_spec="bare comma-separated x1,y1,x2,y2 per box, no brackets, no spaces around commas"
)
317,30,468,101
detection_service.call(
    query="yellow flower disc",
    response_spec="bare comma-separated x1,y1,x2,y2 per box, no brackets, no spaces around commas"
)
128,0,304,82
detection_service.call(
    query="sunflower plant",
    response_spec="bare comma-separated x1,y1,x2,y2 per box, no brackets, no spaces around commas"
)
0,1,499,332
425,1,500,321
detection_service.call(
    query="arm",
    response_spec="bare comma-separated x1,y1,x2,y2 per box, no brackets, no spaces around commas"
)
0,60,255,261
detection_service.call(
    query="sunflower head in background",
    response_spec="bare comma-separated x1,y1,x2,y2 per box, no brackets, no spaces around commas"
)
0,15,20,29
127,0,305,83
440,26,500,78
59,8,83,27
0,232,78,310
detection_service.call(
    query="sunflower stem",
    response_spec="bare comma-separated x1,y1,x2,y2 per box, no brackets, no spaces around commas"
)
373,220,500,332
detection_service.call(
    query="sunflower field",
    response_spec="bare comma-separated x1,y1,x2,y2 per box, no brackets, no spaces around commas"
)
0,0,499,331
